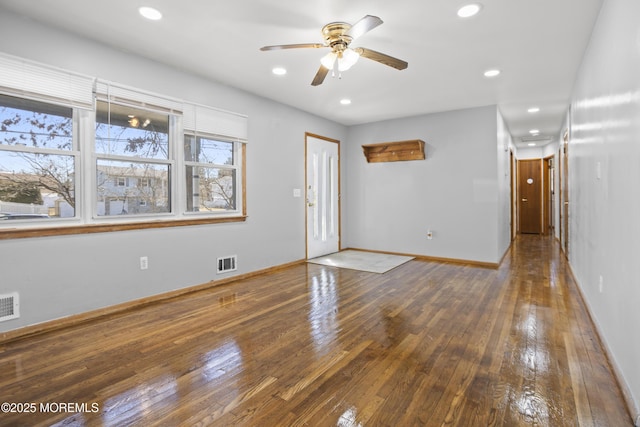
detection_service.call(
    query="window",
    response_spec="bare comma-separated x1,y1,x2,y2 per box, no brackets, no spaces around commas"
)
95,100,172,217
185,135,238,212
0,94,77,220
0,53,248,237
182,103,247,216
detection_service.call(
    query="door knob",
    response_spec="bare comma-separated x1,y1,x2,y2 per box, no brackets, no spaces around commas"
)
522,198,528,202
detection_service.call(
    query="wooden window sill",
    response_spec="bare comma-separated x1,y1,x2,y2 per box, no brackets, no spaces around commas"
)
0,216,247,240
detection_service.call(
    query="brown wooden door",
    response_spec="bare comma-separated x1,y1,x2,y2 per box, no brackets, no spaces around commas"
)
518,159,542,234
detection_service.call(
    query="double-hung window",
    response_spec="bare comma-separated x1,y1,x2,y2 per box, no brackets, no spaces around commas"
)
93,83,180,218
184,135,238,213
0,54,93,223
183,103,247,216
0,95,77,219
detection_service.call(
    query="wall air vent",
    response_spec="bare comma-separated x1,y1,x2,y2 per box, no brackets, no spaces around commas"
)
0,292,19,322
217,255,237,274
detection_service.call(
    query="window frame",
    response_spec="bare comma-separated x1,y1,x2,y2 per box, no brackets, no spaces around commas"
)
0,93,82,224
183,132,243,216
92,98,176,221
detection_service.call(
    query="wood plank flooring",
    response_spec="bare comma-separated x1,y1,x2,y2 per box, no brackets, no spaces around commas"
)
0,235,633,426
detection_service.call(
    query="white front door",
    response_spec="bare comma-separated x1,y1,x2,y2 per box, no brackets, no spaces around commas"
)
306,134,340,259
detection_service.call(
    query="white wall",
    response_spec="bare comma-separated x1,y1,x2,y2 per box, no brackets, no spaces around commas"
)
568,0,640,418
515,145,545,159
344,106,507,264
496,109,513,259
0,11,347,332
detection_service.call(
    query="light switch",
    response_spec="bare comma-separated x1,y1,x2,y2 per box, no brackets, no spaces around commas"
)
293,188,301,198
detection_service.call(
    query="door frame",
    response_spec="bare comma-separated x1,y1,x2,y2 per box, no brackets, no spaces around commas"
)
510,149,516,240
543,155,555,236
304,132,341,259
560,130,569,256
517,158,544,234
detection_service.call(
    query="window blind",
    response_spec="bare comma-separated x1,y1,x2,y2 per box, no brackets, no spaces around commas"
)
0,53,95,109
95,80,183,114
183,102,248,143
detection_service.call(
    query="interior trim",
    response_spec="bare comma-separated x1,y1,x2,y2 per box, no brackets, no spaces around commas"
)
0,215,248,240
344,247,501,269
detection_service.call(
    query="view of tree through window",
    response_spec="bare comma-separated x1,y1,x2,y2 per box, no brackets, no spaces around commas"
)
184,135,236,212
0,94,76,220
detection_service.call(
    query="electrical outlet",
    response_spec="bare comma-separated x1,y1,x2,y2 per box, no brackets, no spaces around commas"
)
427,230,433,240
598,275,603,293
140,256,148,270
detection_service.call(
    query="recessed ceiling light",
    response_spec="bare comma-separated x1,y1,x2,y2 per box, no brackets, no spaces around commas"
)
139,6,162,21
272,67,287,76
340,99,352,105
529,129,540,134
483,69,500,77
528,143,537,147
527,107,540,113
457,3,483,18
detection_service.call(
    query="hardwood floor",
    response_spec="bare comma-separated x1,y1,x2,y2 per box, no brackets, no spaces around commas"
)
0,235,633,426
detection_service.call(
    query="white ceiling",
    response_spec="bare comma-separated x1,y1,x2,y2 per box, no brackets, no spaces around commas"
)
0,0,603,148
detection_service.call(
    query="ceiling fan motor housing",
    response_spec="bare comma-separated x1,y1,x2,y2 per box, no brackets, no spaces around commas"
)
322,22,353,52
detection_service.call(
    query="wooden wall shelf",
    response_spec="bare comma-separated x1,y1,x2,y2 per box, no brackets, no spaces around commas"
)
362,139,426,163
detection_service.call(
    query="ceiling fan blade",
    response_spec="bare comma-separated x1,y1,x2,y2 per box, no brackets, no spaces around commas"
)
260,43,325,51
311,65,330,86
345,15,383,40
355,47,408,70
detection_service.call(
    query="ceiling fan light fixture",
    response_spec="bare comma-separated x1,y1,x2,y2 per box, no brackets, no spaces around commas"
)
338,48,360,71
320,51,338,70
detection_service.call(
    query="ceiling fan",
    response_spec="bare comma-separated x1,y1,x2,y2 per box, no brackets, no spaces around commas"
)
260,15,408,86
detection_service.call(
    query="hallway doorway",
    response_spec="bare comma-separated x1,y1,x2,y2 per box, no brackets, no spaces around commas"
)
517,159,543,234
